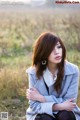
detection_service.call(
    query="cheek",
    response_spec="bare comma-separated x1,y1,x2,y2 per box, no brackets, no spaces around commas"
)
60,49,62,55
48,53,55,61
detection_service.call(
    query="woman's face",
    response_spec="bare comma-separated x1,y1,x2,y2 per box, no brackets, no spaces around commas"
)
48,42,62,64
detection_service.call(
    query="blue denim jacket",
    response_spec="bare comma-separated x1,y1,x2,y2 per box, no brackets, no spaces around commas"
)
26,60,80,120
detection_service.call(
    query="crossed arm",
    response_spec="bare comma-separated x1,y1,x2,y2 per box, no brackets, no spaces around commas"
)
26,67,79,113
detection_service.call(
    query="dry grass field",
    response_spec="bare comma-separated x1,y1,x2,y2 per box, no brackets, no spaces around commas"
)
0,5,80,120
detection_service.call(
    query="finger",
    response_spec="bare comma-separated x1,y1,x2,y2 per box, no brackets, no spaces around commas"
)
72,103,76,107
71,105,76,109
26,93,29,97
26,89,30,93
68,98,75,102
27,96,31,100
26,92,30,96
69,106,74,110
27,88,34,92
26,91,30,95
27,94,31,99
26,89,29,93
27,91,32,97
26,95,29,99
30,87,37,91
27,89,30,93
26,92,32,98
73,103,76,105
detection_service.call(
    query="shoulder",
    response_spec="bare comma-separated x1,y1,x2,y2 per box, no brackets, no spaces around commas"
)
26,66,36,75
26,66,39,79
64,60,79,75
26,66,39,83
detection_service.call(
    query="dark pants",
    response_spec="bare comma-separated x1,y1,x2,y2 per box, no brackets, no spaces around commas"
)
35,110,76,120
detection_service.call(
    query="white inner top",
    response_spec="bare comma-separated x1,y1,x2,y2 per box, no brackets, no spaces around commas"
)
43,67,58,86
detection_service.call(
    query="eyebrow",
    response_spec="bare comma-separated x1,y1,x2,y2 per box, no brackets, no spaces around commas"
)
56,42,60,45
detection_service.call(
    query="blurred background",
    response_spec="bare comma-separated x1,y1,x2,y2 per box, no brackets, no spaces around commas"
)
0,0,80,120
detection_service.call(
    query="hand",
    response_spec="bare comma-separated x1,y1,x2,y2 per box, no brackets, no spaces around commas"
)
52,98,76,112
26,87,42,101
61,98,76,111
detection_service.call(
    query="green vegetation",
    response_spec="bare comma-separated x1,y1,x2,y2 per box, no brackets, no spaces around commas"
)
0,8,80,120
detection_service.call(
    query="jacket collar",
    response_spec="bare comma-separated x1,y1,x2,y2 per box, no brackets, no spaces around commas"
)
26,60,76,75
64,60,76,75
26,60,76,83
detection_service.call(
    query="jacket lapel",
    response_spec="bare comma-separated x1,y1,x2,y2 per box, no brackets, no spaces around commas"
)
43,68,58,94
26,60,77,95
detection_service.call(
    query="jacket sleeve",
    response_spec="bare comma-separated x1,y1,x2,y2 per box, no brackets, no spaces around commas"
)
44,66,80,103
27,73,57,116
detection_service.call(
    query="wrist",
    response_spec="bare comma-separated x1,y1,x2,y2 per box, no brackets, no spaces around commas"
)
52,103,64,111
58,103,64,110
38,95,46,102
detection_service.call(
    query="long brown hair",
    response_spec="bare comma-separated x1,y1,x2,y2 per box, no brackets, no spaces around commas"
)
32,32,66,93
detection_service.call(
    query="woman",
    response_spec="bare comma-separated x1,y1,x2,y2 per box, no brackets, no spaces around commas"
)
26,32,80,120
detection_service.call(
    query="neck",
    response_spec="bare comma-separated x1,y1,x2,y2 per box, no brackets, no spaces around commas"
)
47,62,57,75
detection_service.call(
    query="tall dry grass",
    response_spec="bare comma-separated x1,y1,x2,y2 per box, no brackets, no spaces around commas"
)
0,7,80,119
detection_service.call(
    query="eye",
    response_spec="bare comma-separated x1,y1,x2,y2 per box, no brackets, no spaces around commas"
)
57,45,62,48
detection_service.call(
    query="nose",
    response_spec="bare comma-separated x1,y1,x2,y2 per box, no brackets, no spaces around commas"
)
54,48,59,55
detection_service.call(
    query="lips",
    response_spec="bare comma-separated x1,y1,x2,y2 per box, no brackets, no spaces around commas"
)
55,56,61,60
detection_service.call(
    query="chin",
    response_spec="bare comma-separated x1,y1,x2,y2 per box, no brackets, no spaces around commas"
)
55,59,62,63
